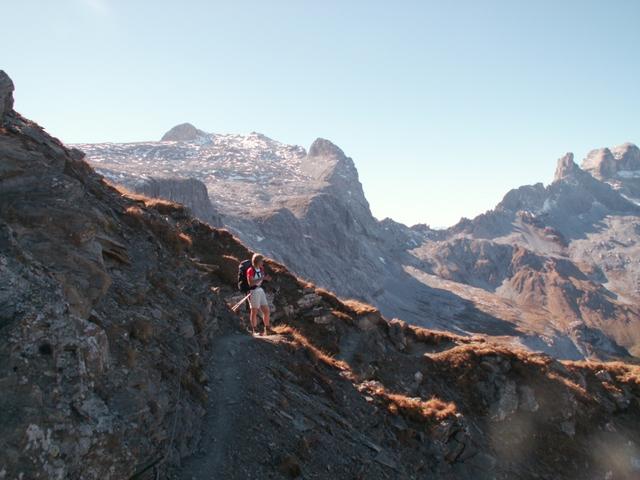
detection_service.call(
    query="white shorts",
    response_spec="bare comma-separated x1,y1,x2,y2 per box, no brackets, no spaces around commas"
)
249,288,269,309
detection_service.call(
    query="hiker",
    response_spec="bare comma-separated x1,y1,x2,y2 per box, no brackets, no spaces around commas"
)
246,253,272,335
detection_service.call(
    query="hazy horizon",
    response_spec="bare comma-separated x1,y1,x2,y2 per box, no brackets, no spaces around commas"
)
4,0,640,227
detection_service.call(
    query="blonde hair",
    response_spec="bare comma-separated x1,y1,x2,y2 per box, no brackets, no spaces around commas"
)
252,253,264,267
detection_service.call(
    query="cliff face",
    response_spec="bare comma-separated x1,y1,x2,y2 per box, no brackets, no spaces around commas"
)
131,176,223,227
1,71,640,479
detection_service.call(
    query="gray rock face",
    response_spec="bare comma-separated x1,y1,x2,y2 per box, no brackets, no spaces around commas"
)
497,183,547,213
568,321,631,359
612,143,640,172
553,152,581,182
161,122,207,142
303,138,376,234
0,69,15,122
133,177,223,226
583,143,640,179
582,148,618,179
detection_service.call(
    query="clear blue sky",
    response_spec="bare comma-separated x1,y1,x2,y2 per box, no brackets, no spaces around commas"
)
4,1,640,227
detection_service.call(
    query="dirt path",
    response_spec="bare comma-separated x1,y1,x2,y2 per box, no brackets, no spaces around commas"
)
176,330,285,480
178,332,253,479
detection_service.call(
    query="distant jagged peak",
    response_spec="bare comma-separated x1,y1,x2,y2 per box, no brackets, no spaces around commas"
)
0,70,15,122
301,137,371,213
308,137,346,160
581,143,640,179
611,142,640,171
553,152,584,182
303,137,358,182
581,147,617,179
611,142,638,156
496,182,546,213
160,122,208,142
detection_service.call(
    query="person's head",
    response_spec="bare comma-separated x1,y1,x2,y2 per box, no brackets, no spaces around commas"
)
252,253,264,268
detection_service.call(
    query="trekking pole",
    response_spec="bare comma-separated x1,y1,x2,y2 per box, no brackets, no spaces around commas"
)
231,292,252,313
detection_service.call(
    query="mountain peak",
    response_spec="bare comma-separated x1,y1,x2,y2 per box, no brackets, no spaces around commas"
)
553,152,581,182
302,138,357,185
0,70,15,123
611,142,640,171
308,138,346,160
161,123,207,142
581,147,617,179
301,137,373,218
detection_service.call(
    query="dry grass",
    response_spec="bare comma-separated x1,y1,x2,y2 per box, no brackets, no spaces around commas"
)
565,360,640,386
385,393,458,422
430,343,550,370
314,287,345,310
274,325,457,423
274,325,350,372
330,309,354,324
406,324,469,347
342,298,380,316
361,381,457,422
178,232,193,247
547,371,589,398
125,205,144,217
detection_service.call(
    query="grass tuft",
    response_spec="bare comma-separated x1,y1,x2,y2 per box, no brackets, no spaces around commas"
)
274,325,350,372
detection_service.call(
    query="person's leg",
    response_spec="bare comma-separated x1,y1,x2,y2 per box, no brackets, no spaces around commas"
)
249,307,258,334
260,305,270,333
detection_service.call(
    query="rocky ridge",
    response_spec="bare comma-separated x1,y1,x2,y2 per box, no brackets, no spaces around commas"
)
2,70,640,479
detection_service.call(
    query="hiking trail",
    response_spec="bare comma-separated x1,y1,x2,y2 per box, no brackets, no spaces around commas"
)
176,330,284,479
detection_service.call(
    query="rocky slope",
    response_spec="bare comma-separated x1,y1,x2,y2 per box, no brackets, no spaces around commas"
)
76,123,640,361
2,71,640,479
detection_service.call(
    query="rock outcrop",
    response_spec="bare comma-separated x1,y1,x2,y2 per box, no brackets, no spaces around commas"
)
2,71,640,479
583,143,640,180
160,123,207,142
553,152,581,182
132,177,223,227
582,147,618,179
612,143,640,172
